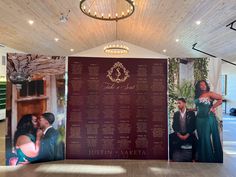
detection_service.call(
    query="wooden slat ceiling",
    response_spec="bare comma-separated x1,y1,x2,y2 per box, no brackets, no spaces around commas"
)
0,0,235,61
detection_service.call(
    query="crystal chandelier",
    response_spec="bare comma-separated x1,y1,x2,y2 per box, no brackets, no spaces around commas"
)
7,55,32,90
104,42,129,54
104,21,129,55
9,71,31,89
79,0,135,21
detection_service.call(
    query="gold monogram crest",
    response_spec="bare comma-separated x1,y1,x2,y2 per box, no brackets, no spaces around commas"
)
107,62,130,83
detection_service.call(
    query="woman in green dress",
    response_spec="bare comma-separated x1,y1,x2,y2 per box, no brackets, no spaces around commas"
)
10,114,43,165
195,80,223,163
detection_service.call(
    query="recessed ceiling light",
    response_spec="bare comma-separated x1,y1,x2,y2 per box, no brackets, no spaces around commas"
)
54,38,59,42
195,20,201,25
175,39,179,42
28,20,34,25
70,48,74,52
163,49,167,53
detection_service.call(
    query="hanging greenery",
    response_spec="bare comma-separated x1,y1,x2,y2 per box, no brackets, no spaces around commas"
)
168,58,180,118
193,58,209,83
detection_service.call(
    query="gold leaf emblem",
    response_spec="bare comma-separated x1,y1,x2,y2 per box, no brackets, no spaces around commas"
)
107,62,130,83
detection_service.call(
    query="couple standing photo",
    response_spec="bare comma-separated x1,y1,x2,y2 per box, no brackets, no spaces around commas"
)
10,112,64,165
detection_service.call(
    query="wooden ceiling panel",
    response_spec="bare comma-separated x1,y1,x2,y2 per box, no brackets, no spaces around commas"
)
0,0,235,61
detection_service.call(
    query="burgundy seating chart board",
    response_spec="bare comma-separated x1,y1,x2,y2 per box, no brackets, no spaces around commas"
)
66,57,168,159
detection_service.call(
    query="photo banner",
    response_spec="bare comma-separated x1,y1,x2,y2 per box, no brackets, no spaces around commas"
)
168,58,223,163
6,53,66,165
66,57,168,159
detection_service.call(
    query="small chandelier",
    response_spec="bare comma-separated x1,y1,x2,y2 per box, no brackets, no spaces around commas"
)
7,54,33,90
104,21,129,55
9,71,31,90
79,0,135,21
104,42,129,55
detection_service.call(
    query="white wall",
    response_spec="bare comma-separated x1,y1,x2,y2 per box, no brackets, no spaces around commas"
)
222,61,236,113
72,40,168,58
0,46,6,120
0,46,24,121
208,58,222,94
0,47,7,80
0,46,24,79
179,61,194,85
207,58,222,117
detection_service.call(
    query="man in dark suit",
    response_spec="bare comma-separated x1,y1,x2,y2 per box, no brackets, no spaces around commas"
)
169,98,197,161
37,112,64,162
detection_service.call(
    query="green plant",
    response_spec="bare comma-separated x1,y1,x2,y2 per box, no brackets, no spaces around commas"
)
168,58,180,117
193,58,209,83
176,80,195,108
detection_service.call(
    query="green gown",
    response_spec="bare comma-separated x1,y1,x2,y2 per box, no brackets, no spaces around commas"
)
195,97,223,163
15,134,37,165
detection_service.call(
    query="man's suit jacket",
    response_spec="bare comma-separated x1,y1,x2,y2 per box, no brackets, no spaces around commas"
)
172,110,196,135
37,127,64,162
